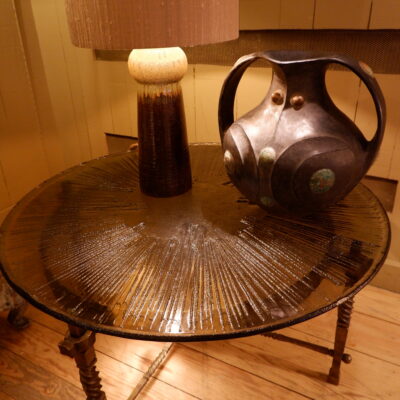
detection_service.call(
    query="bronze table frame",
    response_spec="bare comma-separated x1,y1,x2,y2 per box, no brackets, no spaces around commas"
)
55,297,355,399
0,145,390,399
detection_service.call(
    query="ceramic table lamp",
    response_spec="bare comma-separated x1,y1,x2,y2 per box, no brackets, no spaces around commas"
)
65,0,239,197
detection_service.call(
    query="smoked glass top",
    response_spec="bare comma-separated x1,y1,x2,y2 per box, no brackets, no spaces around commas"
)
0,144,390,340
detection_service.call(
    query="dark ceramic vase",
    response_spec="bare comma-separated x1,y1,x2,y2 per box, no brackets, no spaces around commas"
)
218,50,386,214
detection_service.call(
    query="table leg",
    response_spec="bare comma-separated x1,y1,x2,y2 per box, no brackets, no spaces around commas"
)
59,325,106,400
328,297,354,385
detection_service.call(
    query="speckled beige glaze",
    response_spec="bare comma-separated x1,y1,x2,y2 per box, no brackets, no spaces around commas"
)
128,47,187,85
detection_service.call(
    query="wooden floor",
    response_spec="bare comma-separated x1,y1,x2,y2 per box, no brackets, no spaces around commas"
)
0,285,399,400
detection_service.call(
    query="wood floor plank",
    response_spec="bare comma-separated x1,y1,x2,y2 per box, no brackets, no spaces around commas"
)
0,391,16,400
23,290,400,400
184,329,400,400
0,345,83,400
6,312,307,400
0,316,84,390
0,317,195,400
25,308,66,334
355,286,400,324
95,350,197,400
26,306,168,374
156,344,309,400
25,308,307,399
291,306,400,365
78,330,309,400
284,328,400,399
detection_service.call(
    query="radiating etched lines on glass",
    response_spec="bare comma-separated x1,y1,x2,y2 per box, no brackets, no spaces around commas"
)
1,145,389,339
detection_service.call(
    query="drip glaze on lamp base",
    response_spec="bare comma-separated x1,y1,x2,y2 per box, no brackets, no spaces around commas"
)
137,83,191,197
129,47,192,197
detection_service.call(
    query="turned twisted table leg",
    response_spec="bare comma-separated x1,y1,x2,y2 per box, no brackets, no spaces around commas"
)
59,325,106,400
328,297,354,385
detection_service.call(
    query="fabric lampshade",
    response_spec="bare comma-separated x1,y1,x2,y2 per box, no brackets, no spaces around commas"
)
65,0,239,50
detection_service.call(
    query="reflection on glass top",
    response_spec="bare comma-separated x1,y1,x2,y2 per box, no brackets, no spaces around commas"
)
0,144,390,341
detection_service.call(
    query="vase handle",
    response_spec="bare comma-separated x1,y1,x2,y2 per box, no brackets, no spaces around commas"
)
218,52,267,140
326,55,386,167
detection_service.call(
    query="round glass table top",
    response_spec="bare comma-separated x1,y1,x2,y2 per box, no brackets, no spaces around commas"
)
0,144,390,341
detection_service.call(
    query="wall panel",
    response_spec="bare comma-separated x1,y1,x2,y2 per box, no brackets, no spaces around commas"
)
239,0,400,30
240,0,281,30
280,0,315,29
235,67,272,118
0,0,48,206
74,49,109,157
325,70,360,122
15,0,66,175
355,74,400,178
54,0,93,160
194,65,232,143
30,0,89,168
106,62,134,138
314,0,372,29
370,0,400,29
180,66,197,144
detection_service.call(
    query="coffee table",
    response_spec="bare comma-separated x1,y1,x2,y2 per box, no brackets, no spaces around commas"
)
0,144,390,399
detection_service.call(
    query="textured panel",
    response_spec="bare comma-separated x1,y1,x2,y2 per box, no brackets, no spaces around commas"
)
0,145,389,341
65,0,239,49
97,31,400,75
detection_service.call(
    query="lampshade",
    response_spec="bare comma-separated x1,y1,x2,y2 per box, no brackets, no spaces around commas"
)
65,0,239,50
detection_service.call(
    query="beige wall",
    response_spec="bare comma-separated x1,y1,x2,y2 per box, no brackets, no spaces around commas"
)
0,0,399,290
0,0,49,222
240,0,400,30
0,0,112,223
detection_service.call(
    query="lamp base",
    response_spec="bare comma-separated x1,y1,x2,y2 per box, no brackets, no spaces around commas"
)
137,82,191,197
129,48,192,197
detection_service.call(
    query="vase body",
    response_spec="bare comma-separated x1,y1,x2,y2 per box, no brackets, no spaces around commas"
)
219,50,386,214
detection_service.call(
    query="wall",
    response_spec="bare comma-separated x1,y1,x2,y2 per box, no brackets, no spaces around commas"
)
0,0,49,223
0,0,399,290
0,0,111,223
240,0,400,30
